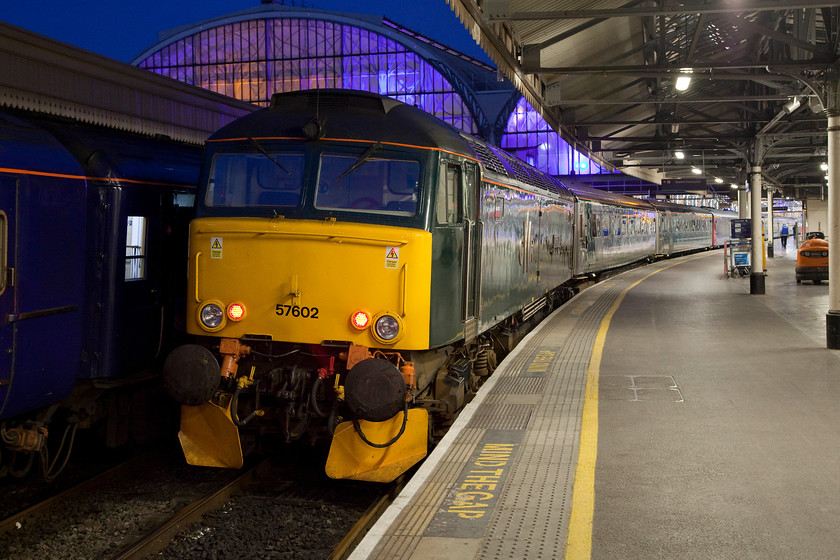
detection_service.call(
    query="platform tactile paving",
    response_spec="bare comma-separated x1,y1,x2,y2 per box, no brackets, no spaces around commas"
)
362,271,643,560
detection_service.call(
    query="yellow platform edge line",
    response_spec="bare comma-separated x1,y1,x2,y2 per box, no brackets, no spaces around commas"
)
565,255,708,559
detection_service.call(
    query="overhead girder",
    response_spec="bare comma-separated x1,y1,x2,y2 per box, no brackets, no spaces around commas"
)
448,0,838,191
483,1,840,21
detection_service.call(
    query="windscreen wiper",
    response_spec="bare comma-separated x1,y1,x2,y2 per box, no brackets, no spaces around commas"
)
249,137,291,175
337,142,382,182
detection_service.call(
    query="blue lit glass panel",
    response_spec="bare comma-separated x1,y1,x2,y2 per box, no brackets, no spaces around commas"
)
137,17,475,132
502,97,610,176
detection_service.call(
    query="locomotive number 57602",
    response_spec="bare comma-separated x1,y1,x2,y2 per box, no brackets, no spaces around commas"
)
275,304,320,318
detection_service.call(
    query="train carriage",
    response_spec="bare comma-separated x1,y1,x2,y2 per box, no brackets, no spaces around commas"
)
653,200,715,255
0,112,87,422
0,109,202,478
711,208,735,247
568,184,657,275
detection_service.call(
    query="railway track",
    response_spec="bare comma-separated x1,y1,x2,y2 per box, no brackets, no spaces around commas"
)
0,453,153,539
327,476,405,560
1,447,398,560
107,459,272,560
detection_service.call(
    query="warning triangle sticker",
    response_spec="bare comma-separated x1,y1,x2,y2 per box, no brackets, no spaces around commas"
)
212,239,222,249
387,248,398,259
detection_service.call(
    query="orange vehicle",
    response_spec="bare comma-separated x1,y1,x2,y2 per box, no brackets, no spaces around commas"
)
796,232,828,284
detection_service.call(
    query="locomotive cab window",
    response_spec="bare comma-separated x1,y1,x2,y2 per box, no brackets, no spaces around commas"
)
437,163,462,225
125,216,146,281
315,151,420,215
205,151,305,208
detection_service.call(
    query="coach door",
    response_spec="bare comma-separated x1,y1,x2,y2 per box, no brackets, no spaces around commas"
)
462,162,481,342
0,175,14,414
0,173,85,419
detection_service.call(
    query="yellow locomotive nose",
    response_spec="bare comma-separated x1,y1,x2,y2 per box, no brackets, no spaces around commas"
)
185,217,432,349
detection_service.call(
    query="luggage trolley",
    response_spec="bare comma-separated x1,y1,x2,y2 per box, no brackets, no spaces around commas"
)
726,219,752,278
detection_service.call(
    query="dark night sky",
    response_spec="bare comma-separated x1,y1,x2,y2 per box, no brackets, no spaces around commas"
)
3,0,490,64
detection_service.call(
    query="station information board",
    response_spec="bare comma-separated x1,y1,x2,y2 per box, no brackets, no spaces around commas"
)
731,219,751,239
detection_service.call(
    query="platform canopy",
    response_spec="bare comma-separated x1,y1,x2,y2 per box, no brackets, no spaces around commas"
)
0,21,254,145
445,0,840,199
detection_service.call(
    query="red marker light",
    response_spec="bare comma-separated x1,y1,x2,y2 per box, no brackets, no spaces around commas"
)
350,311,370,329
227,303,246,321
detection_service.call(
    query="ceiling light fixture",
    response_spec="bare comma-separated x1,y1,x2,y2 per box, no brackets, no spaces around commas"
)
691,167,702,175
675,68,692,91
675,150,685,159
715,178,723,183
820,162,829,171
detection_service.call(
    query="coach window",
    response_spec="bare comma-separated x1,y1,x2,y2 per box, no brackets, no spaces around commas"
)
125,216,147,281
494,194,505,221
436,163,462,225
0,210,6,294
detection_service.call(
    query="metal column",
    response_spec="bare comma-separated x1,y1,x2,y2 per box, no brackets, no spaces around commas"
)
750,163,765,294
826,112,840,347
738,184,748,218
767,189,775,258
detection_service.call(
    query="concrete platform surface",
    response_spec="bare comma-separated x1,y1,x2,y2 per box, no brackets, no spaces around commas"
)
350,248,840,560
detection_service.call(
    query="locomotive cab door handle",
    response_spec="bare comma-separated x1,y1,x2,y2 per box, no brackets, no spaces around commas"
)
401,263,408,317
194,251,202,303
463,219,474,321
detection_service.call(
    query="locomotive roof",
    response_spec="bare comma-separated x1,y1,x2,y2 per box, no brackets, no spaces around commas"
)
209,89,572,200
210,89,469,154
567,182,655,211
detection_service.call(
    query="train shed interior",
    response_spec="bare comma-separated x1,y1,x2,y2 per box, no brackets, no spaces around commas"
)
447,1,838,203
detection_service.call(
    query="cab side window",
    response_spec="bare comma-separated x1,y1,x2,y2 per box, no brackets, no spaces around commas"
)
436,163,462,225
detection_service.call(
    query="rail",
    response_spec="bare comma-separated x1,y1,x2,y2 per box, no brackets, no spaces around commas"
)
327,475,407,560
107,459,273,560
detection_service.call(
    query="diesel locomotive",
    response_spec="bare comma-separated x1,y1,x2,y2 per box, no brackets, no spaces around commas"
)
162,89,735,482
0,109,202,479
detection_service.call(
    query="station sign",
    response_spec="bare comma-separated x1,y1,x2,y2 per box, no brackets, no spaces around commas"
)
731,219,751,239
661,178,707,191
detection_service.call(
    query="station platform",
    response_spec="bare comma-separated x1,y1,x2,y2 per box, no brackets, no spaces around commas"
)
350,246,840,560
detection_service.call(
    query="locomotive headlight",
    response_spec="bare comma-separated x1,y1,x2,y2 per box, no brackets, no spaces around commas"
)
372,313,403,344
198,301,226,331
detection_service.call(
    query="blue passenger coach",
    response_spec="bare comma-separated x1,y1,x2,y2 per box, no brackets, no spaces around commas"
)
0,110,202,477
0,112,87,420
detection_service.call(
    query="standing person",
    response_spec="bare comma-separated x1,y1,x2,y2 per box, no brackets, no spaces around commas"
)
780,224,789,249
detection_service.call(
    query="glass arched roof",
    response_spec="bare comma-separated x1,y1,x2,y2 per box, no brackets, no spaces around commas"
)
134,13,477,134
502,97,611,176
